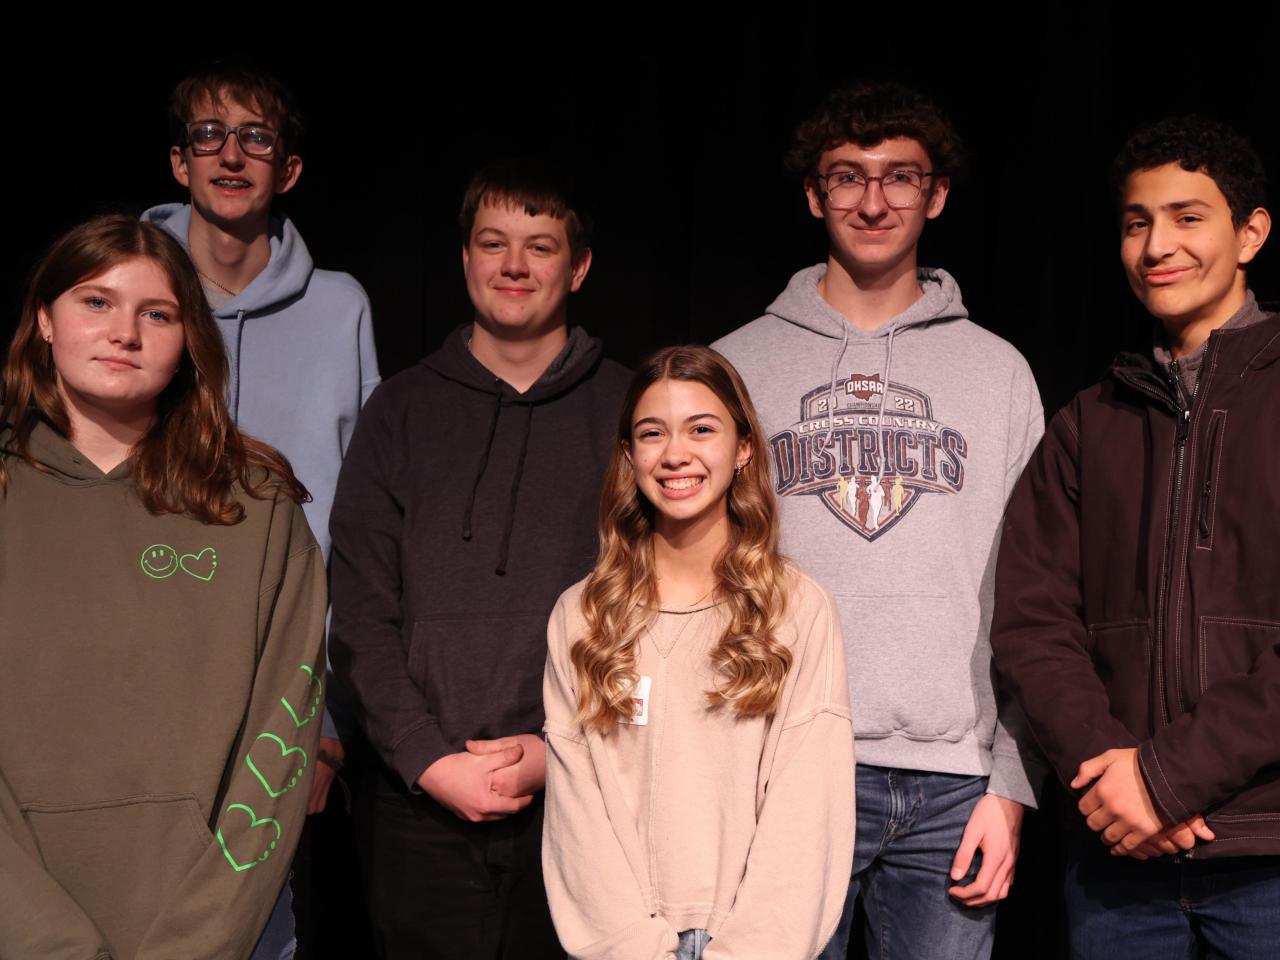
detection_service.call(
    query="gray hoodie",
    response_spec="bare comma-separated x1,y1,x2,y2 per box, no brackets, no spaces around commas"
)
714,264,1044,804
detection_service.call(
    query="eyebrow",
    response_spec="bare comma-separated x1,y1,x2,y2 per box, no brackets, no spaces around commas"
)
474,227,561,244
192,116,270,126
1122,199,1213,215
824,159,926,172
72,283,179,309
632,413,725,430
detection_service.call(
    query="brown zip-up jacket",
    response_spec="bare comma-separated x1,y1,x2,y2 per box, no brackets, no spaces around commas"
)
992,305,1280,859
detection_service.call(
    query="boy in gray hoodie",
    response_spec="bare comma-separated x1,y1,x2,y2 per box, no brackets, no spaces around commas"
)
713,80,1043,960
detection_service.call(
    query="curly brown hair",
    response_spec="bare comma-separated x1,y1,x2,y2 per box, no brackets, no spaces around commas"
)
1112,115,1267,227
786,80,965,180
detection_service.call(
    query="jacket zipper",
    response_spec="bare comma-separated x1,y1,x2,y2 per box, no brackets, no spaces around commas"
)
1155,360,1192,721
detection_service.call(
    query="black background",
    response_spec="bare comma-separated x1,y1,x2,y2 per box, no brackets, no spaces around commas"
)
10,12,1279,957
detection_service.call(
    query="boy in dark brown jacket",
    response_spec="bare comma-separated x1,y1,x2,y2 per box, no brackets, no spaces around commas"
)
993,115,1279,957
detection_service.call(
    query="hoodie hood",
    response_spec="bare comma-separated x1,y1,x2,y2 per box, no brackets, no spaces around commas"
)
142,203,315,318
1,418,130,485
423,323,606,404
765,263,969,340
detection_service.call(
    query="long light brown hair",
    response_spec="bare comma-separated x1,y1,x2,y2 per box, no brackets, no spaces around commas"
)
572,346,792,733
0,214,306,523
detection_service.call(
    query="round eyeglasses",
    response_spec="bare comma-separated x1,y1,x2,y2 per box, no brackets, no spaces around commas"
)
817,169,937,210
185,121,281,158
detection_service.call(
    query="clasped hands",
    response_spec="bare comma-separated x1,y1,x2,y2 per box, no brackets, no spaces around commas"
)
1071,747,1214,859
417,733,547,822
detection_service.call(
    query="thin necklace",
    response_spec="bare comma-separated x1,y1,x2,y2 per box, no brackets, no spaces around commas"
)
197,268,239,297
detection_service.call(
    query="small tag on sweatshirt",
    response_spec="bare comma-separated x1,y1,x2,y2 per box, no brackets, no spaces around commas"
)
622,675,651,726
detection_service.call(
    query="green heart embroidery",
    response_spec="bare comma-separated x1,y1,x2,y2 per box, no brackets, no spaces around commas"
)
180,547,218,582
216,803,281,873
280,664,324,729
246,733,309,798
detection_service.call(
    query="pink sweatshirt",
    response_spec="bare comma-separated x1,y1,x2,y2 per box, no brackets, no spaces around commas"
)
543,569,855,960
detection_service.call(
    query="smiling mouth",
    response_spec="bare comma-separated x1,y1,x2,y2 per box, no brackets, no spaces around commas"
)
212,178,252,190
1144,268,1191,284
657,477,706,500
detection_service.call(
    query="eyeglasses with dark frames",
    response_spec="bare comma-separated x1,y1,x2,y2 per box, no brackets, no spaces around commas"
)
817,168,937,210
184,121,281,158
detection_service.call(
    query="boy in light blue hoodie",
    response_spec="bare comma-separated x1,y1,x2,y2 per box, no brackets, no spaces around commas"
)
713,80,1043,960
143,62,380,958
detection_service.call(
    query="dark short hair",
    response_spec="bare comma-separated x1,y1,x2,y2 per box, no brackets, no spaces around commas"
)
786,80,966,180
1112,115,1267,226
169,62,305,159
458,158,593,256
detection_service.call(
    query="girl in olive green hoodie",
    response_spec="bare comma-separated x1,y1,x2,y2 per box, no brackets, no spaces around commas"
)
0,215,326,960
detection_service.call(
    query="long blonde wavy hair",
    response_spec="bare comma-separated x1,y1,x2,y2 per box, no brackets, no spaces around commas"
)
572,346,792,733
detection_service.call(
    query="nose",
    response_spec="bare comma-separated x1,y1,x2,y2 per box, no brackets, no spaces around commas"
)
218,130,246,167
661,433,692,468
108,313,142,349
501,244,529,277
1144,216,1177,262
858,177,888,221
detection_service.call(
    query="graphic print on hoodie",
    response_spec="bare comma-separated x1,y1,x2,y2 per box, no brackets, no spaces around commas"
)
714,263,1045,801
770,368,968,542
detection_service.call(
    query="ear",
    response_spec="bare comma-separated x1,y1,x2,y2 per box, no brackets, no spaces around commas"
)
1237,207,1272,266
622,440,634,469
804,177,827,220
275,154,303,196
461,242,470,274
37,306,53,343
925,175,951,220
569,247,593,293
170,146,191,189
736,434,753,471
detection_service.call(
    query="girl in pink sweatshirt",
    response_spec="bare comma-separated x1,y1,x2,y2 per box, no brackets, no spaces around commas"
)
542,346,856,960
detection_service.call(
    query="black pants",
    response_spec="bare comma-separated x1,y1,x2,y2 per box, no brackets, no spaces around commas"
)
355,759,564,960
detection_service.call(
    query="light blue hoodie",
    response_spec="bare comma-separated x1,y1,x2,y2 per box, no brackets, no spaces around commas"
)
143,203,381,565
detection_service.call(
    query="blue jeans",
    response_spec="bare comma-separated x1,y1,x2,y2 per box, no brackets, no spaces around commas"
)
818,766,995,960
249,882,296,960
1066,838,1280,959
675,928,711,960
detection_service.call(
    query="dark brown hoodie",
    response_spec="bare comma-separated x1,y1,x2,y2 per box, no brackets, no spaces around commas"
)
0,421,326,959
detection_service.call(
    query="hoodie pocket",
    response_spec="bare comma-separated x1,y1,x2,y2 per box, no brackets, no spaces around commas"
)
408,614,548,742
1087,620,1152,737
834,593,987,744
24,793,210,957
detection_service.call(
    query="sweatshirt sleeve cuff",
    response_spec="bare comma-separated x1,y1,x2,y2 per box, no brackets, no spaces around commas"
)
391,721,453,792
986,752,1046,809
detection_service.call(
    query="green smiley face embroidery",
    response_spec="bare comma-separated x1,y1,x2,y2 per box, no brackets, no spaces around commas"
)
281,664,324,729
246,733,309,798
140,544,179,579
139,544,218,582
216,803,281,873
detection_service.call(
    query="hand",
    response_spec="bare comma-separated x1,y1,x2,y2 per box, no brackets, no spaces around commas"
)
308,736,344,815
417,746,534,822
1115,814,1215,860
1071,748,1165,852
948,794,1024,907
466,734,546,798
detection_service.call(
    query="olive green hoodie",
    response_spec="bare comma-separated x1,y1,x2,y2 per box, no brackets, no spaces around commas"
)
0,422,326,960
